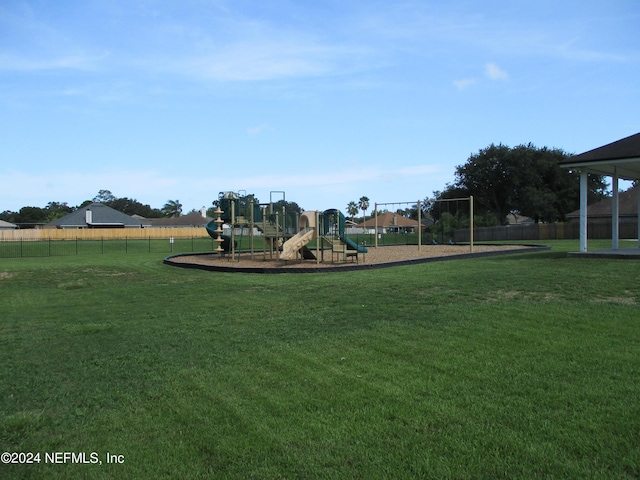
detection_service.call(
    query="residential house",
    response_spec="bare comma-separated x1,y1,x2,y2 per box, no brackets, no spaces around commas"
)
45,203,149,229
141,209,211,228
358,212,421,234
0,220,17,230
566,185,638,223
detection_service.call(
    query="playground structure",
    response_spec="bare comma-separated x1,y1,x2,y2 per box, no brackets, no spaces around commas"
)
279,209,369,263
203,191,474,265
205,191,368,264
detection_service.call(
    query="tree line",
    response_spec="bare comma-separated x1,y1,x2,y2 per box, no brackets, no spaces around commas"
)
3,143,616,228
348,143,611,227
1,190,187,226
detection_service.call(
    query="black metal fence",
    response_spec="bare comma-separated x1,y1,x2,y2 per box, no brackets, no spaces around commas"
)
14,223,625,258
0,237,221,259
0,232,430,259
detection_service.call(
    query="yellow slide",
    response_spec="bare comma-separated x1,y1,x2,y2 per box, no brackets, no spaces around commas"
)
279,229,315,261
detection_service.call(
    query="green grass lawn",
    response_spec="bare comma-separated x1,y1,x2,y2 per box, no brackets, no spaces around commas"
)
1,241,639,478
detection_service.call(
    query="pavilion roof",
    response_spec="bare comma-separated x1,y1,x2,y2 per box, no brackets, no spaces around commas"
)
559,132,640,180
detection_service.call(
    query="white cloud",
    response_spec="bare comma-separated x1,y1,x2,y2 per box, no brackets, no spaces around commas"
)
453,78,476,90
169,39,370,83
246,123,272,136
454,63,508,91
0,52,104,72
2,163,444,212
221,163,441,189
484,62,508,80
1,169,178,209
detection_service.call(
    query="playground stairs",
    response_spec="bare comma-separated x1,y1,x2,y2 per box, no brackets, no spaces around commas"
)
323,235,360,263
257,222,281,238
322,236,345,248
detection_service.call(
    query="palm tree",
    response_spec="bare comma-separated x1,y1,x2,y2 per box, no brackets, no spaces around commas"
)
346,201,359,222
358,196,370,224
162,199,183,218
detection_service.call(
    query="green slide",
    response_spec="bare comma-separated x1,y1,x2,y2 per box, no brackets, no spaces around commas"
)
323,209,368,253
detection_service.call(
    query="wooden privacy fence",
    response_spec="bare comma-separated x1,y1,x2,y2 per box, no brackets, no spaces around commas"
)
0,227,208,241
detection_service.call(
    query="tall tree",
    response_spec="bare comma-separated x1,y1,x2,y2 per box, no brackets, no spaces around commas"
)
45,201,74,221
451,143,607,224
93,189,116,204
13,206,47,225
454,143,517,224
425,185,470,224
162,200,183,218
346,201,359,222
110,197,163,217
358,196,370,222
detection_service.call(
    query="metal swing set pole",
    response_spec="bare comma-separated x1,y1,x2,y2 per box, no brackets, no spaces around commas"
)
431,196,474,252
373,200,423,251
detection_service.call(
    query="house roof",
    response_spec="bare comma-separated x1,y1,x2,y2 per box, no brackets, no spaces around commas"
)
559,132,640,180
0,219,17,229
506,214,534,225
567,186,638,219
142,211,211,227
47,203,149,228
358,212,420,228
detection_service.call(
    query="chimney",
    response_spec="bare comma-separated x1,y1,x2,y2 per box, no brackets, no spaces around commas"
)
201,207,207,218
85,209,93,224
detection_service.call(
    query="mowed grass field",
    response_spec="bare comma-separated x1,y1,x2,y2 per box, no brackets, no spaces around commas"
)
1,240,639,479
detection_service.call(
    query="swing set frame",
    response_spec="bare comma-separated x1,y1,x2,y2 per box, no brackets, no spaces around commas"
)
372,196,474,253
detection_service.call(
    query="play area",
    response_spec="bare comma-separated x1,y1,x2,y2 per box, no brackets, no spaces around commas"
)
204,191,368,264
165,191,542,272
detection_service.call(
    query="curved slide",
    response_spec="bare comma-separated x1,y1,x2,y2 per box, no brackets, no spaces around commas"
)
279,229,315,261
205,219,233,252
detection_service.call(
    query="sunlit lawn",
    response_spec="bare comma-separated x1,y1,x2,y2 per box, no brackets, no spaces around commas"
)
1,240,639,478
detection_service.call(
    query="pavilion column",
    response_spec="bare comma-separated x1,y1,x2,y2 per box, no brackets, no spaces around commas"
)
612,169,619,250
580,171,588,252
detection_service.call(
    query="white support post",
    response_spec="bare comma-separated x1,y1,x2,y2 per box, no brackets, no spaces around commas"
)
637,185,640,249
315,210,320,265
250,199,254,260
374,203,378,248
612,169,619,250
470,195,474,253
417,200,422,252
231,201,235,261
580,171,588,253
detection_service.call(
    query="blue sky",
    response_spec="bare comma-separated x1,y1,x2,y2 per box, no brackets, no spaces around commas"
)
1,0,639,213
